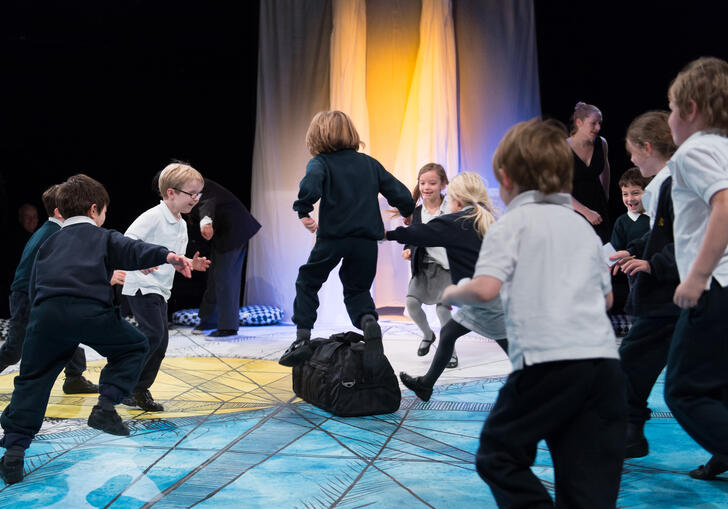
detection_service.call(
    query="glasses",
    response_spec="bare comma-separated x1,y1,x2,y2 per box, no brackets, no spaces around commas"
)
174,188,202,199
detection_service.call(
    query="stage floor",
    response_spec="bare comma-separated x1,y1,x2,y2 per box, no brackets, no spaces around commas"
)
0,317,726,507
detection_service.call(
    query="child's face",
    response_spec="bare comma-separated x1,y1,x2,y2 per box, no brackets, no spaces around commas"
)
668,100,696,146
626,139,662,178
167,181,203,216
418,170,446,202
576,113,602,141
621,185,645,214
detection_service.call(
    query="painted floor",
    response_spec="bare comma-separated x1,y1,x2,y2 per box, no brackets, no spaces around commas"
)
0,318,727,508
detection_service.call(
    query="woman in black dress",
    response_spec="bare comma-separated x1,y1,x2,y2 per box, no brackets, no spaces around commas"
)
567,102,611,242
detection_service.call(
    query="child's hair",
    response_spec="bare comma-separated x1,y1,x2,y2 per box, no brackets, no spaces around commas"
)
41,184,62,217
57,174,110,219
618,167,650,190
158,162,204,198
412,162,449,202
668,57,728,136
570,101,602,135
493,118,574,194
447,172,496,238
306,110,363,155
626,110,677,158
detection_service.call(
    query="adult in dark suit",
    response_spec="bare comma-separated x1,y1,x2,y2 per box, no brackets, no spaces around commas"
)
191,178,261,337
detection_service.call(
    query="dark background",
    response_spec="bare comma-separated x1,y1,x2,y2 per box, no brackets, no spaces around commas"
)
1,0,727,316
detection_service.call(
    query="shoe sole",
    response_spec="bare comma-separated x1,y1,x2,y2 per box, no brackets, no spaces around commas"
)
624,440,649,459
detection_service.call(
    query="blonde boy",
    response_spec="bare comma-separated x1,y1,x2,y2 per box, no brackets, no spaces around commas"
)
441,119,626,507
663,57,728,480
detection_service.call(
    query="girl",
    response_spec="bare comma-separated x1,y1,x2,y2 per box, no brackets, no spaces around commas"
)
386,172,508,400
402,163,453,362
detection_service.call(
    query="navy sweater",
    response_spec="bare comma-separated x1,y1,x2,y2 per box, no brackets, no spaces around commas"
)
293,150,415,240
386,210,482,284
10,220,60,294
610,213,650,251
30,222,171,307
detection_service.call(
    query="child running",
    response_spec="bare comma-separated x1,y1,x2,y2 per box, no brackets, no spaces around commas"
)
279,110,415,366
387,172,507,398
401,163,453,361
442,119,626,507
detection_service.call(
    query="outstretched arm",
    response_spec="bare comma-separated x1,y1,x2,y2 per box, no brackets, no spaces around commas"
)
441,276,502,307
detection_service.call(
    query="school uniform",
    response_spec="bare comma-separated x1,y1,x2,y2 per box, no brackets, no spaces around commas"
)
665,131,728,463
122,201,188,392
0,216,170,450
0,218,87,376
293,149,414,329
472,191,625,507
406,200,451,305
610,211,650,252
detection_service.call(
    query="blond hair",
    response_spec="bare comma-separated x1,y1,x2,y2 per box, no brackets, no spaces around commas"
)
306,110,363,155
412,162,449,202
668,57,728,136
570,101,602,135
493,118,574,194
447,172,496,238
626,111,677,158
158,162,204,198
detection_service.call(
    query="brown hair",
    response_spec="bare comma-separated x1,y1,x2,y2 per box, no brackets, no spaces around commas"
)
669,57,728,135
626,111,677,158
618,167,650,190
447,172,496,238
57,174,110,219
412,162,448,202
306,110,363,155
493,119,574,194
158,162,204,198
570,101,602,135
41,184,62,217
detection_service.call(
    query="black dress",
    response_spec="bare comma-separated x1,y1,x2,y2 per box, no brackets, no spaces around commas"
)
571,137,610,242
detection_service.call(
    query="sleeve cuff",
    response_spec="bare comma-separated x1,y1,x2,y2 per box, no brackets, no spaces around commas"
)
200,216,213,227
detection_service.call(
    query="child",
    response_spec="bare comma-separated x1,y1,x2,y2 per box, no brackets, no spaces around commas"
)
401,163,452,360
441,119,626,506
279,110,415,366
387,172,507,397
121,163,210,411
610,167,651,251
609,111,679,459
663,57,728,480
0,174,192,485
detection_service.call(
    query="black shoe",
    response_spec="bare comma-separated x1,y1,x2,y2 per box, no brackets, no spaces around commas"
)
0,455,24,484
133,389,164,412
446,351,458,369
361,315,382,341
207,329,238,337
0,363,9,375
417,332,436,357
63,375,99,394
399,372,433,402
279,339,313,367
87,405,130,436
624,422,649,459
121,396,137,407
191,324,208,335
689,456,728,480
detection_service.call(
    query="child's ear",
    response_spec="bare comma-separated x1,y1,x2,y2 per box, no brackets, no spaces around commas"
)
89,203,98,217
643,141,653,155
499,168,514,190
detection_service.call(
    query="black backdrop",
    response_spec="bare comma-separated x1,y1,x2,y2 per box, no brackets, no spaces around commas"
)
1,0,727,316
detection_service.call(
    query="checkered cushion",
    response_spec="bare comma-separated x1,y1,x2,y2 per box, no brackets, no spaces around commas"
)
171,306,284,326
0,318,9,342
172,309,201,326
609,313,633,337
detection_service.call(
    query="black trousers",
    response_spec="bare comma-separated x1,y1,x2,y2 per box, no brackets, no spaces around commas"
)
127,292,168,392
293,237,378,330
0,296,149,449
618,315,676,424
665,279,728,463
199,245,246,331
476,358,626,508
1,290,88,376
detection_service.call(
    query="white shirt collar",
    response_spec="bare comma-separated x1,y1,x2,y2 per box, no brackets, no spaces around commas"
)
160,200,182,224
61,216,97,228
506,190,573,213
627,210,642,221
48,217,63,227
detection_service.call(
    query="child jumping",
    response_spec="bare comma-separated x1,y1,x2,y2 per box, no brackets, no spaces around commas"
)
0,174,193,485
401,163,452,360
121,163,210,412
387,172,507,396
280,110,415,366
442,119,626,507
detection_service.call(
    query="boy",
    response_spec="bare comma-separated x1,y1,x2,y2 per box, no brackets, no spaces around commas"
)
121,163,210,411
664,56,728,480
0,174,192,484
1,184,98,394
610,167,651,251
441,119,626,507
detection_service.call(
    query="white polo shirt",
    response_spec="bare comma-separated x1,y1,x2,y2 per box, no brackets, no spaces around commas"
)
473,191,617,371
668,131,728,288
122,201,188,301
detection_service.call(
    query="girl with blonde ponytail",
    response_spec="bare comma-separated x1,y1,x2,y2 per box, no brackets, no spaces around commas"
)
386,172,508,400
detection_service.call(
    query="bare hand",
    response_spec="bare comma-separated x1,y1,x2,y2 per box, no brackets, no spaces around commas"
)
401,249,411,260
167,252,193,278
583,208,602,225
403,215,413,226
609,250,632,275
620,258,651,276
673,276,707,309
110,270,126,286
191,251,211,272
440,284,459,307
201,224,214,241
301,217,318,233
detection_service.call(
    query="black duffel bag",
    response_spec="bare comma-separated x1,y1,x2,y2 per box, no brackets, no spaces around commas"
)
292,331,401,417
